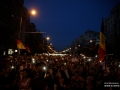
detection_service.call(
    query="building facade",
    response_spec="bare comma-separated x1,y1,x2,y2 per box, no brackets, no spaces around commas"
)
0,0,26,55
71,30,99,56
104,2,120,59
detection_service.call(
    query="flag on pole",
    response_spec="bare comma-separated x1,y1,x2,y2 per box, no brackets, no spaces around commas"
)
16,39,30,53
98,19,106,61
16,39,25,49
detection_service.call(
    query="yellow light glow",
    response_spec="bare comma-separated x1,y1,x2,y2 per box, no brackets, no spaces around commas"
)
46,37,50,40
31,10,36,15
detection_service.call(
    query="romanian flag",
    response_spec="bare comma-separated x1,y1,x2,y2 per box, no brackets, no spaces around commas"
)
98,19,106,61
16,39,30,53
16,39,25,49
24,45,30,53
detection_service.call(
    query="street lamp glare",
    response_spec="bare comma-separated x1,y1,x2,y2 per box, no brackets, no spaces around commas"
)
31,10,36,15
46,37,50,40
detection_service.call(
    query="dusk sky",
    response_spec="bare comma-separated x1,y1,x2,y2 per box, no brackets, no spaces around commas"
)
24,0,120,52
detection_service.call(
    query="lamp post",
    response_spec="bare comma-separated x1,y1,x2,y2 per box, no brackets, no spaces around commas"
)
18,9,44,55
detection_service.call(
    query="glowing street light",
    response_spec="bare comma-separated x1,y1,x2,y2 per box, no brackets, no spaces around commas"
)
46,37,50,40
31,9,37,15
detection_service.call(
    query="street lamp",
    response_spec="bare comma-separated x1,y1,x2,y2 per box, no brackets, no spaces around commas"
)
46,37,50,40
30,9,37,16
18,9,38,55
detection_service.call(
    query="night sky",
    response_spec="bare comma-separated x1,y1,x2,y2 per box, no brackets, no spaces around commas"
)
24,0,120,52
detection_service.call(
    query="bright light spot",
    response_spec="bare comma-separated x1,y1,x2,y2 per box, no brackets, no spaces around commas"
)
90,40,93,42
32,58,35,61
99,61,101,62
15,50,18,52
11,66,14,69
32,60,35,63
46,37,50,40
43,66,46,70
84,56,86,59
47,60,48,62
95,55,98,57
64,63,66,65
88,59,91,61
31,10,36,15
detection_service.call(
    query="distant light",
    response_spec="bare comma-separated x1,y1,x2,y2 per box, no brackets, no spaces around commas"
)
90,40,93,43
15,50,18,52
43,66,46,70
46,37,50,40
75,47,77,49
82,55,84,56
83,56,86,59
99,61,101,62
32,60,35,63
31,10,36,15
64,63,66,65
11,66,14,69
95,55,98,57
78,45,80,47
88,59,91,61
32,58,35,61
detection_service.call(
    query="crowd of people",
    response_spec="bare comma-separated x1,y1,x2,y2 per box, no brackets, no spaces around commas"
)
0,54,120,90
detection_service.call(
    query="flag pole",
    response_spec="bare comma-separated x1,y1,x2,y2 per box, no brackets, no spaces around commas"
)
18,13,22,56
